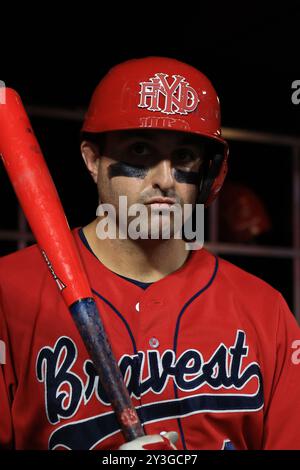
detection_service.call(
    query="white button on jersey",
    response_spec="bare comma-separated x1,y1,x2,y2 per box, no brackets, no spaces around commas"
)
135,302,140,312
149,337,159,348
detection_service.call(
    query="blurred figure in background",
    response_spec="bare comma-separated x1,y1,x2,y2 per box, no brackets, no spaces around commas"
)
219,181,271,244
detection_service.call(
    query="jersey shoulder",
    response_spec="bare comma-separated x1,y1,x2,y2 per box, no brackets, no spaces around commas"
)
215,255,294,333
217,255,280,297
0,243,50,306
0,243,45,284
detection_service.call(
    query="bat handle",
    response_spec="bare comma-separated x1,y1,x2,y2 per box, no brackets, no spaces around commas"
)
70,297,145,441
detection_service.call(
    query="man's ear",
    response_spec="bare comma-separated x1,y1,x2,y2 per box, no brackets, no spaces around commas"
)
81,140,100,183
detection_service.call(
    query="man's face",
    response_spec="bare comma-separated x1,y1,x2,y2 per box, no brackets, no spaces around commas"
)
94,129,205,239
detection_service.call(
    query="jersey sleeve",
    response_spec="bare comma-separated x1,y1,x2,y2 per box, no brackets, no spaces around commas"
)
0,287,16,449
262,294,300,449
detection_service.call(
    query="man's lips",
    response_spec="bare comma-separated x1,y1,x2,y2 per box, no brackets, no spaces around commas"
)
145,198,178,214
145,198,177,205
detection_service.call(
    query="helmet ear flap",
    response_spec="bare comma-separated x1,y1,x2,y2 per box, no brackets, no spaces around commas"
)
198,153,226,205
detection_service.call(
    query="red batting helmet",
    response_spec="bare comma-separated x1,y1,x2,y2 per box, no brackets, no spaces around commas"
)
82,56,229,206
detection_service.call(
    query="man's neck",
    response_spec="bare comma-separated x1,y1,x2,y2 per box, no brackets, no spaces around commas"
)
82,219,190,282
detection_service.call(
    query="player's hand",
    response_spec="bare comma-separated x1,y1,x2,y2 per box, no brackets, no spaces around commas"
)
118,431,178,450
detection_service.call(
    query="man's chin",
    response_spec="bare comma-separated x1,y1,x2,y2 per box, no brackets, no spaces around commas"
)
132,219,180,241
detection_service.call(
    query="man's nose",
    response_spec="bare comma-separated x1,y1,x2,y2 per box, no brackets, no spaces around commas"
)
149,159,175,191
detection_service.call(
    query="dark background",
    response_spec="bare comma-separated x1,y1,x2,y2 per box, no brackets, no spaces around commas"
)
1,6,299,133
1,5,299,311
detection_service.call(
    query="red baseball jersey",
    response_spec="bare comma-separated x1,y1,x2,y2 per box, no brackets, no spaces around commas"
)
0,228,300,450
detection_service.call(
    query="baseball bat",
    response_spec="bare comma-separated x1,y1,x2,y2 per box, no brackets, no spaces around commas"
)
0,87,144,442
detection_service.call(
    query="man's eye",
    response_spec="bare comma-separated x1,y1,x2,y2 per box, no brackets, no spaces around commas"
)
175,149,198,162
130,142,152,156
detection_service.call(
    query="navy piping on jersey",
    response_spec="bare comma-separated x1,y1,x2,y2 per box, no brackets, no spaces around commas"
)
117,274,152,290
78,227,152,289
173,255,219,450
91,288,147,427
91,289,138,355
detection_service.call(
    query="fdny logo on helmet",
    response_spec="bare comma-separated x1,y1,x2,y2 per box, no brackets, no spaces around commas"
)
138,73,200,115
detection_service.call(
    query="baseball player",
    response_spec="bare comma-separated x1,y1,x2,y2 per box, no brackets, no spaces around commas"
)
1,57,300,450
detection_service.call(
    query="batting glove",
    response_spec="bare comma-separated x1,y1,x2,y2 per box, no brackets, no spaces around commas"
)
118,431,178,450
